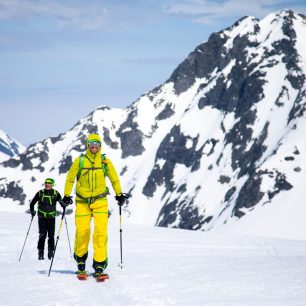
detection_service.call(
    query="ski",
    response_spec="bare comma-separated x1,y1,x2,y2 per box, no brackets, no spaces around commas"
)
76,271,109,281
94,273,109,282
76,272,88,281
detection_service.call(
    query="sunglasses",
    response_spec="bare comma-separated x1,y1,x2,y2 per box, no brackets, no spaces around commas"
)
88,141,101,148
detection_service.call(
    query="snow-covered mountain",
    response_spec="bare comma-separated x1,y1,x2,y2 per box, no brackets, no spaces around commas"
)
1,9,306,238
0,128,25,162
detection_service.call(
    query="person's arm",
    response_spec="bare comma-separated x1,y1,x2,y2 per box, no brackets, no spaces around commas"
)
56,191,62,202
56,191,67,208
64,157,79,196
29,192,39,212
105,158,123,196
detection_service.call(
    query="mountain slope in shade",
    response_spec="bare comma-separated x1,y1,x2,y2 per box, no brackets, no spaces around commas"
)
1,10,306,239
0,128,25,162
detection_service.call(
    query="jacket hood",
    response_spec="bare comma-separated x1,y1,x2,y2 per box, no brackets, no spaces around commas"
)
86,133,102,157
87,133,101,143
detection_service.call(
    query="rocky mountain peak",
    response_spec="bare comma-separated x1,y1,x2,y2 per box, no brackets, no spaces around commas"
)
0,129,25,162
1,10,306,236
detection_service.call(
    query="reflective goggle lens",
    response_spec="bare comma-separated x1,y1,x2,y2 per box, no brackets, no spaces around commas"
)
88,141,101,148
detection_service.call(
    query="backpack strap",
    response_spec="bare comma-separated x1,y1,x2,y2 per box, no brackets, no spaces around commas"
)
77,154,85,180
77,154,107,180
101,154,107,177
39,189,58,205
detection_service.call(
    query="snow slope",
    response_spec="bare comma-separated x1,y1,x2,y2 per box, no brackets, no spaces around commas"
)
1,210,306,306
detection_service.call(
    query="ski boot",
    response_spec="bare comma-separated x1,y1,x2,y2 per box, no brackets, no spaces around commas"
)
38,249,44,260
94,266,109,282
76,262,87,280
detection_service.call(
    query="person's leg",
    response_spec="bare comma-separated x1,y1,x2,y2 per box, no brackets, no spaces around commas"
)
38,218,47,259
74,204,92,271
92,200,109,274
47,218,55,259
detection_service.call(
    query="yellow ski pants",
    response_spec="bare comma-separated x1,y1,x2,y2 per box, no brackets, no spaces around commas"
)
74,199,108,263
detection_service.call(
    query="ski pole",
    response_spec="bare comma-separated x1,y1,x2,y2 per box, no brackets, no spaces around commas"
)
19,214,35,262
117,193,130,269
48,206,66,277
118,205,124,269
64,216,72,257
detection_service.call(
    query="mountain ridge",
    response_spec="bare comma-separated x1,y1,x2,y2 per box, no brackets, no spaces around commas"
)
1,9,306,238
0,128,25,162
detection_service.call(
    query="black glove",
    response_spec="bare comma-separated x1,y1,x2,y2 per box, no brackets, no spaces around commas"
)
60,201,68,208
62,195,72,205
30,210,36,217
115,193,129,206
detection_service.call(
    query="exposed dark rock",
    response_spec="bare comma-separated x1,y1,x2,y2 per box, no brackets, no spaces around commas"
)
229,121,268,178
177,184,187,193
177,202,205,230
216,153,223,166
293,147,300,154
218,175,231,184
203,138,218,156
0,179,26,205
203,216,213,224
2,141,49,171
168,31,229,95
0,140,15,157
1,157,21,168
275,86,289,107
116,108,145,158
288,89,306,123
103,127,119,149
198,36,265,116
156,103,175,120
156,188,206,230
120,166,128,176
59,155,73,174
224,186,237,202
50,133,65,145
268,171,293,200
234,173,264,218
143,125,203,197
156,198,178,227
83,122,99,136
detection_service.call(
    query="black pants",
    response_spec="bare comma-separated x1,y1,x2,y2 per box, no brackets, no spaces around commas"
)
38,217,55,251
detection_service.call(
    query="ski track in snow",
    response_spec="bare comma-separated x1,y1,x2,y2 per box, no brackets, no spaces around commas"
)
1,211,306,306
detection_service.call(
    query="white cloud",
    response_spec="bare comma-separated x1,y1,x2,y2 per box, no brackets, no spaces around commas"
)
0,0,166,30
0,0,109,30
165,0,306,24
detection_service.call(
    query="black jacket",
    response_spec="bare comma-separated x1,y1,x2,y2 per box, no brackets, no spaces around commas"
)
30,189,62,219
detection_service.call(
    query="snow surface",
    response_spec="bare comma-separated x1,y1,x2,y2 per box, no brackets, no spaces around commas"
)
1,210,306,306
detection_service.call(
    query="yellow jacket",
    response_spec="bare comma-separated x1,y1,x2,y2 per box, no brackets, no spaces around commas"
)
64,134,122,199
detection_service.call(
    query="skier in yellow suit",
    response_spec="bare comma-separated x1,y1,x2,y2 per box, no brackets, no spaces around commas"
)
62,134,127,278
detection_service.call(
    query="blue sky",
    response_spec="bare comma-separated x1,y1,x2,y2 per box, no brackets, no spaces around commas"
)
1,0,305,146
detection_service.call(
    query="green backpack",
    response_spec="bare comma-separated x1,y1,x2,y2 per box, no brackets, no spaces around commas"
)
77,154,107,180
